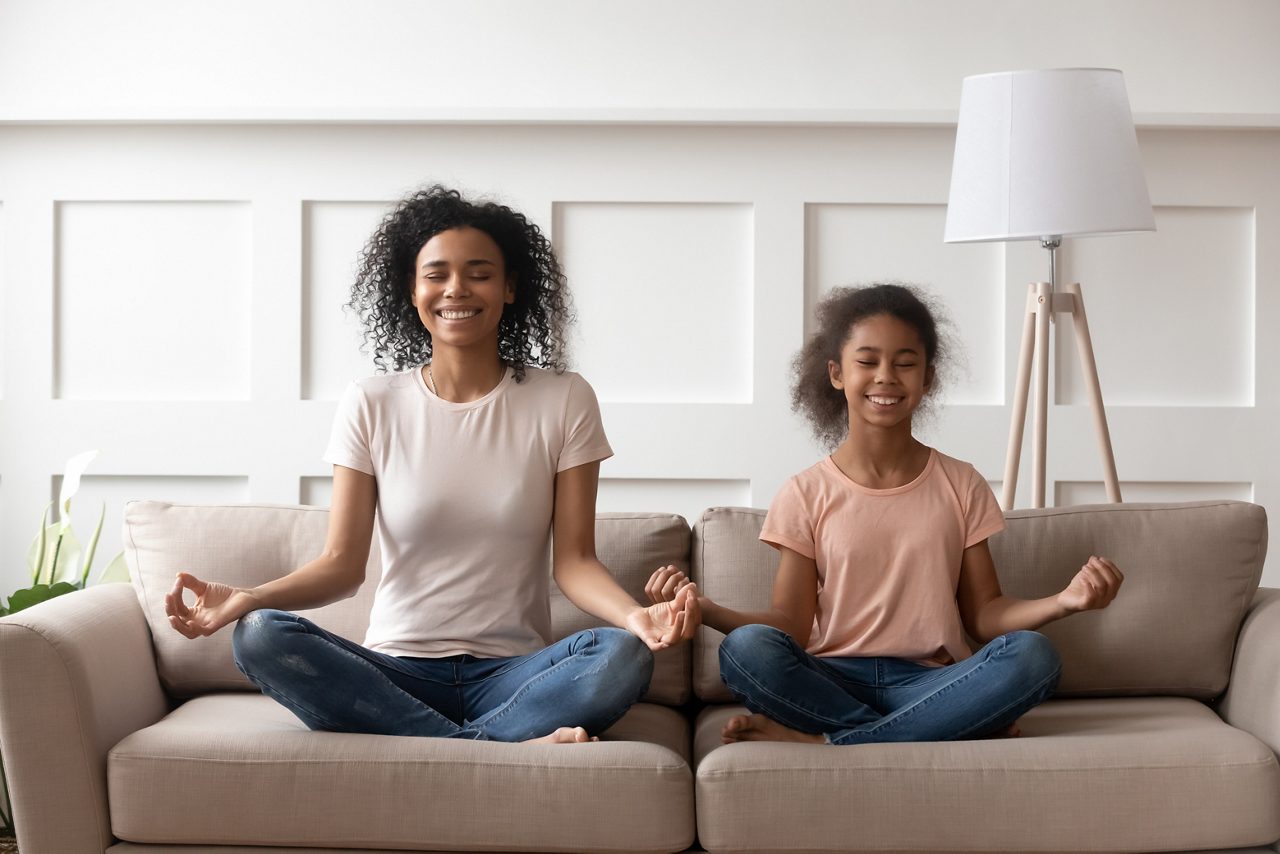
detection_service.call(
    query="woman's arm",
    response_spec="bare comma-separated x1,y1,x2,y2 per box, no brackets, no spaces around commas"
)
647,546,818,642
956,539,1124,643
165,464,377,638
551,461,698,651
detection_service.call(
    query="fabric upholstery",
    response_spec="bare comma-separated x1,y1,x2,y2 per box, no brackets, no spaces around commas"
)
1220,586,1280,755
691,501,1268,701
126,502,691,705
0,584,168,854
694,698,1280,853
109,694,693,853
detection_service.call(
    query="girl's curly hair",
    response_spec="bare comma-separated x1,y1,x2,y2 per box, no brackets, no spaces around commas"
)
792,283,950,450
347,185,572,381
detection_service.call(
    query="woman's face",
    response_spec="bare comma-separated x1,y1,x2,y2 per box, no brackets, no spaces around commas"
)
410,227,515,353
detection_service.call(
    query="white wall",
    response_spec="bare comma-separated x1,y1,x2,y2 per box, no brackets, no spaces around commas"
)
1,2,1278,592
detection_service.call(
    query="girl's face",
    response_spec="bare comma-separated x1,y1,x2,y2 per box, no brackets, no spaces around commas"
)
828,313,934,431
411,227,515,354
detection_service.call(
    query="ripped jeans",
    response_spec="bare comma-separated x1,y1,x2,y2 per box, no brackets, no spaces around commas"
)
231,609,653,741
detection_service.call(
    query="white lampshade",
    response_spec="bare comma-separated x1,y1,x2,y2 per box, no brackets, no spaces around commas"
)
944,68,1155,244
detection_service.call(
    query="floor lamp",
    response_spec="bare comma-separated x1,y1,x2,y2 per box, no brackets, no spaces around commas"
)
943,68,1156,511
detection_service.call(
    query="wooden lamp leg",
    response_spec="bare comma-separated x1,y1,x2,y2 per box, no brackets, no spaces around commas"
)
1062,282,1122,503
1002,284,1037,511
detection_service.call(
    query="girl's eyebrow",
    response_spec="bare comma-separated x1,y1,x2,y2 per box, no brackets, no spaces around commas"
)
855,345,920,355
421,259,497,268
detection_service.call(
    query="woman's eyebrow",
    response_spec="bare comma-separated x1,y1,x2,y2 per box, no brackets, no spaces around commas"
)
420,258,497,268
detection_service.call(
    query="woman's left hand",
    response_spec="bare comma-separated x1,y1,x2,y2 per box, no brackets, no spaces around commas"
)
1056,555,1124,614
627,583,701,651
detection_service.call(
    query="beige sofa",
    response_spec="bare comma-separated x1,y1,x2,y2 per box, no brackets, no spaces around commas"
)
0,499,1277,853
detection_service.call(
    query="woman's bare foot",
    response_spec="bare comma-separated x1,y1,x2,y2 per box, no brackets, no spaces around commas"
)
721,713,825,745
525,726,597,744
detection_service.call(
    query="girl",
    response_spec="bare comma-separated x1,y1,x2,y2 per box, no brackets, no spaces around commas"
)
648,283,1121,745
165,185,699,744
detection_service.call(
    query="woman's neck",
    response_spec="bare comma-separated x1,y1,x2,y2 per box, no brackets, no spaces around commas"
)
831,424,930,490
424,347,507,403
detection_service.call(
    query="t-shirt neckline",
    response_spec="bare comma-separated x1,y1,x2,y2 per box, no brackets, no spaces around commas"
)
822,447,938,496
413,364,514,411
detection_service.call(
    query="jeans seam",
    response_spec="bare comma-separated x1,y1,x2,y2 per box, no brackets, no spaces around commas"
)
952,665,1062,740
829,639,1007,745
721,644,860,732
475,629,601,734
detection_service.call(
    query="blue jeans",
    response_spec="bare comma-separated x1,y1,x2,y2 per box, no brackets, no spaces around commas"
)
231,609,654,741
718,624,1061,745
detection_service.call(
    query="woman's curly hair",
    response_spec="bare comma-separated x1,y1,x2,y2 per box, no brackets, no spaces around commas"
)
348,185,573,381
792,283,950,450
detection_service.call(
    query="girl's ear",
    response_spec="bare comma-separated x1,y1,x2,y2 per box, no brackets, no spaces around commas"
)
828,359,844,390
924,363,936,391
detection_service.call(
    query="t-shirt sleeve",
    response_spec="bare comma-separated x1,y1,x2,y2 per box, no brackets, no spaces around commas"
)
557,374,614,472
963,466,1006,548
323,382,376,476
759,477,817,559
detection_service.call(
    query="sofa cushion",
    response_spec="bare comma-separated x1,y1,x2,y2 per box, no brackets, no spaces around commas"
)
693,698,1280,852
553,512,692,705
108,694,693,852
126,502,690,704
690,501,1268,701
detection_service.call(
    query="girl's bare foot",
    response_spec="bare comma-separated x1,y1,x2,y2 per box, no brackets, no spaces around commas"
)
989,721,1021,738
525,726,597,744
721,713,825,745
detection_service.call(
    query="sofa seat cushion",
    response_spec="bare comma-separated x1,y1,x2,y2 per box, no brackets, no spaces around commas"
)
693,698,1280,853
108,694,693,853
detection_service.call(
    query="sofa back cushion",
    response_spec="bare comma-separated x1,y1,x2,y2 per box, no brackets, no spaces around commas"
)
691,501,1268,702
126,502,690,705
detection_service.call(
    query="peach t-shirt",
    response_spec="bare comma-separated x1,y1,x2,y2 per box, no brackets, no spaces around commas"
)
760,449,1005,666
324,366,613,659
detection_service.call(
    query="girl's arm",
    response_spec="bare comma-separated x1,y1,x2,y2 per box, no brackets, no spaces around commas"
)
551,461,699,651
165,464,377,637
647,546,818,643
956,539,1124,643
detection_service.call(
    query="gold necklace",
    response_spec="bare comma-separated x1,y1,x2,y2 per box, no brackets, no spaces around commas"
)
427,364,438,396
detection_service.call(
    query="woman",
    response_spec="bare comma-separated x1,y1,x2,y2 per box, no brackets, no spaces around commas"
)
166,185,699,744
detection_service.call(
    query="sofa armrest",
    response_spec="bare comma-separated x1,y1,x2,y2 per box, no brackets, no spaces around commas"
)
0,583,168,854
1219,587,1280,754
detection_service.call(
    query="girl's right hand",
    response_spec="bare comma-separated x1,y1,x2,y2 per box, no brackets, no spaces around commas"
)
165,571,260,639
645,565,693,604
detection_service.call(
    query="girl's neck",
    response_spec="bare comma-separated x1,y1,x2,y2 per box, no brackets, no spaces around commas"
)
830,424,930,490
424,346,507,403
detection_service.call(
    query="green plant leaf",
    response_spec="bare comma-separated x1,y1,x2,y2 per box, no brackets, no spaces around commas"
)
96,551,130,584
28,501,54,584
79,502,107,586
3,582,79,615
25,524,81,586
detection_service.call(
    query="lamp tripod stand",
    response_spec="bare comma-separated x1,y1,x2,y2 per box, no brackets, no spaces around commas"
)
1001,238,1122,511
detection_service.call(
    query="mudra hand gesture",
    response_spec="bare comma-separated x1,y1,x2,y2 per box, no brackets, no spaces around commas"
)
165,572,258,638
626,566,700,650
1056,555,1124,614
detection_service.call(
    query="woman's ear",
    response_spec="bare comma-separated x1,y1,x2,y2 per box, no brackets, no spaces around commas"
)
828,359,843,390
505,274,516,305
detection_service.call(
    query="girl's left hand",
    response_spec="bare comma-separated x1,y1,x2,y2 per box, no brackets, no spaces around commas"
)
1056,556,1124,614
627,583,701,651
645,564,693,604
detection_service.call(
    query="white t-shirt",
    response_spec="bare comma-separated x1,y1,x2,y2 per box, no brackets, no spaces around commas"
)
324,365,613,659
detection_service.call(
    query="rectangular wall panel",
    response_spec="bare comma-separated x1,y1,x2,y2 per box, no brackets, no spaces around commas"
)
302,201,391,400
48,475,250,584
1055,480,1253,507
805,203,1005,405
1055,206,1254,407
598,477,751,529
554,202,754,403
55,201,253,400
300,475,333,507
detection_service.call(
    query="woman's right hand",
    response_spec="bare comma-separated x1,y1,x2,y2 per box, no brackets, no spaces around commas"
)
645,565,695,604
165,571,260,639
